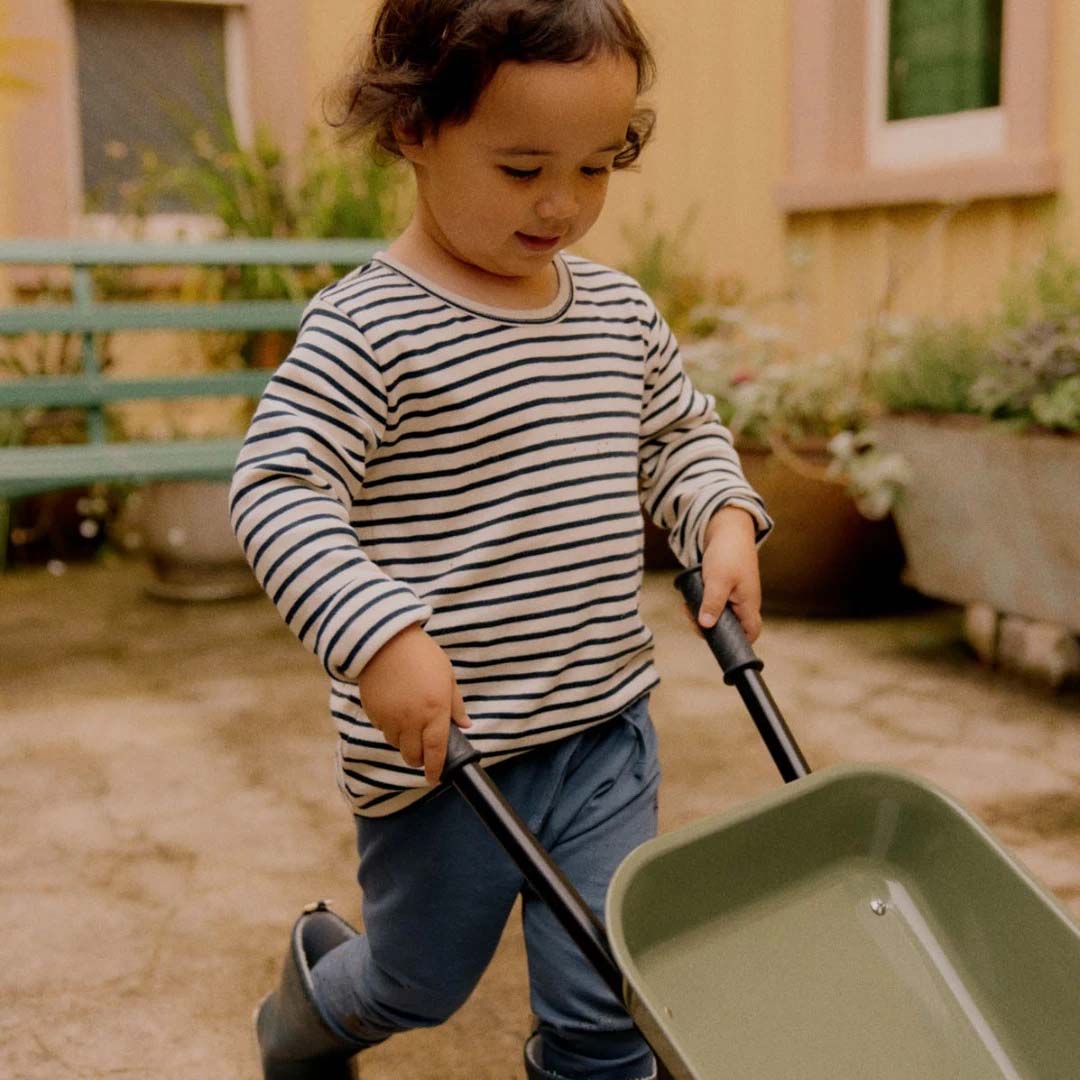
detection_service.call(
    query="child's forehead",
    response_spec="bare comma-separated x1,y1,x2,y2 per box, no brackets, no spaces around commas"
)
469,55,639,149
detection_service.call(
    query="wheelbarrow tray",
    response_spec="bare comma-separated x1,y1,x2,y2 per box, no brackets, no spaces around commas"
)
606,762,1080,1080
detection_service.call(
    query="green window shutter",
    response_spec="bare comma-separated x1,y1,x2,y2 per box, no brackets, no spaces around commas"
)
887,0,1003,121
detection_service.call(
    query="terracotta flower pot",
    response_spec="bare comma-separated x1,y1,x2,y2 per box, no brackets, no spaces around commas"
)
643,438,909,617
138,480,259,601
736,440,907,616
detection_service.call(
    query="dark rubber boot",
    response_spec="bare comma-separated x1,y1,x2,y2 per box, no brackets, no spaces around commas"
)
523,1031,658,1079
255,900,368,1079
523,1033,554,1079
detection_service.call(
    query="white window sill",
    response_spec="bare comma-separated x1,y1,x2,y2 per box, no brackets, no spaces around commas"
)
774,152,1059,214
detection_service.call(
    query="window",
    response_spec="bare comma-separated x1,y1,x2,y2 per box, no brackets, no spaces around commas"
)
867,0,1004,170
71,0,251,226
887,0,1002,121
5,0,304,240
776,0,1056,212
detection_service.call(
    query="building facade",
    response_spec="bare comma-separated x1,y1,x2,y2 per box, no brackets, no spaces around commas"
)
1,0,1074,349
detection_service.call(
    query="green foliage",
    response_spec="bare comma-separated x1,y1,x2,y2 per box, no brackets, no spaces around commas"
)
111,120,404,241
685,343,867,443
968,317,1080,430
872,250,1080,433
870,319,989,415
619,203,746,339
1001,247,1080,327
1030,375,1080,430
97,120,405,304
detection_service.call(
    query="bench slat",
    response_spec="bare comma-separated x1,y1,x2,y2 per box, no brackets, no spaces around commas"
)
0,299,308,335
0,371,272,409
0,238,379,519
0,238,382,267
0,438,245,498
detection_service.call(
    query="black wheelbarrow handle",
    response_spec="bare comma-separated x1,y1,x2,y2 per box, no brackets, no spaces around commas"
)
439,567,809,1079
673,569,811,784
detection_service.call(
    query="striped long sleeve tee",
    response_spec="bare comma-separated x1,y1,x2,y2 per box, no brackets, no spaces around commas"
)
230,252,771,816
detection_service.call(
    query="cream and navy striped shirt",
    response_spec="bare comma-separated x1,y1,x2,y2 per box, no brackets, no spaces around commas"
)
230,252,770,816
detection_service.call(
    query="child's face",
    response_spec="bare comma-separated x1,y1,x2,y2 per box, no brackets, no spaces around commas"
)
402,52,640,283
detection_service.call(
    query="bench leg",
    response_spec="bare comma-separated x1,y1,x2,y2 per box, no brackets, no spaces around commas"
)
0,498,8,571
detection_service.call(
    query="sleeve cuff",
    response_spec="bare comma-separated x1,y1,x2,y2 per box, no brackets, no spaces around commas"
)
685,493,774,567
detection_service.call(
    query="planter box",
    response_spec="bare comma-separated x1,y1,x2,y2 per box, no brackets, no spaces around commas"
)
874,415,1080,633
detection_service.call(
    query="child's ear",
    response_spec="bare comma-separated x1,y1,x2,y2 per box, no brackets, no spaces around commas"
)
393,122,428,165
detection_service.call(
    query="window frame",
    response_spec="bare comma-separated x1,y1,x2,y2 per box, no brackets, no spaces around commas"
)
775,0,1056,213
866,0,1005,170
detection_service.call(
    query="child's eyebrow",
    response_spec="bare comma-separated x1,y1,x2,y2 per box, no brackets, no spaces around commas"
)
492,141,625,156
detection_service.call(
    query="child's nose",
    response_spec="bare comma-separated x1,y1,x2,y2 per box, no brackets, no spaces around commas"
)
535,188,578,222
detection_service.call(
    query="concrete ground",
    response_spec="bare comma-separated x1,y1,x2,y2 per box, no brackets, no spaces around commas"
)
2,560,1078,1079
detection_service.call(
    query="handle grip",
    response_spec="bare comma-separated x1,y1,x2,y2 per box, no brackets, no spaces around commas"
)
674,568,763,685
442,723,481,781
675,567,811,783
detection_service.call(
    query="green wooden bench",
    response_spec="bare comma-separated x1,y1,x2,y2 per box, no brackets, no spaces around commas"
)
0,238,381,567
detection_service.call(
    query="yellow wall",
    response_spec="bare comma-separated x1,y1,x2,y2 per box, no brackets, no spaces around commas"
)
0,0,14,243
582,1,791,317
298,0,1074,354
304,0,378,127
3,1,1077,350
581,0,1078,351
1,0,17,298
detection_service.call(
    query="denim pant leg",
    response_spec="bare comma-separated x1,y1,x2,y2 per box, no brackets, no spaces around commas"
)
524,697,661,1080
309,697,659,1074
310,781,526,1044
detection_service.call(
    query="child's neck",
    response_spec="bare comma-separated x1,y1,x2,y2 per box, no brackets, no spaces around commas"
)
387,223,561,311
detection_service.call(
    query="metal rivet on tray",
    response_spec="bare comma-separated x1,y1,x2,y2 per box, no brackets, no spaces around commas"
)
870,899,888,916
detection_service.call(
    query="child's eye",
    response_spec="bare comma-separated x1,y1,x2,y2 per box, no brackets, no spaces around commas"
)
500,166,541,180
581,166,610,177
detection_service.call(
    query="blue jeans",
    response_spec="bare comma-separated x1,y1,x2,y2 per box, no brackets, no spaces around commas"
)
311,696,660,1079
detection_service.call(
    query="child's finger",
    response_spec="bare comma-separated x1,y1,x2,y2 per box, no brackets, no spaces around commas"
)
729,596,763,643
450,681,472,729
398,728,423,769
421,720,449,786
697,576,734,629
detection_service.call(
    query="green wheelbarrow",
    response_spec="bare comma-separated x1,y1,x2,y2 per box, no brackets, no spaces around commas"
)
441,570,1080,1079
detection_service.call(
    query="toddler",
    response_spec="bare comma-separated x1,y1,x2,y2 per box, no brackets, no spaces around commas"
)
232,1,771,1077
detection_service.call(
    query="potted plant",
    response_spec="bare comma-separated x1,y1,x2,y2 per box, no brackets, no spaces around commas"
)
680,334,911,616
868,249,1080,679
98,123,403,598
617,214,911,614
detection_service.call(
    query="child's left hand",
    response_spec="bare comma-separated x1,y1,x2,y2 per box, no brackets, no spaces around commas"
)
696,506,763,642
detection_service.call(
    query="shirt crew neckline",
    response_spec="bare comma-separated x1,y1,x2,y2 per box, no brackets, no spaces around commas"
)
371,251,574,324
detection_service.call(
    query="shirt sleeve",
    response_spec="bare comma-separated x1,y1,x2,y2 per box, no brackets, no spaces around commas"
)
229,297,430,682
638,297,773,567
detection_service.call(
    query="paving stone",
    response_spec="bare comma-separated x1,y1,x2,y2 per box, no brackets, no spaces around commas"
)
2,562,1078,1079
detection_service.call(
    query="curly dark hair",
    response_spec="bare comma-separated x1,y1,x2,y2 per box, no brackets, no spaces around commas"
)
327,0,656,169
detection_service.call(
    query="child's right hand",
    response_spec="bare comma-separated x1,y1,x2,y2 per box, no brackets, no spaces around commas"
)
357,623,472,785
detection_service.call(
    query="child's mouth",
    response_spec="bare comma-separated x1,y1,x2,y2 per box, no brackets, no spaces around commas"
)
516,232,562,252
